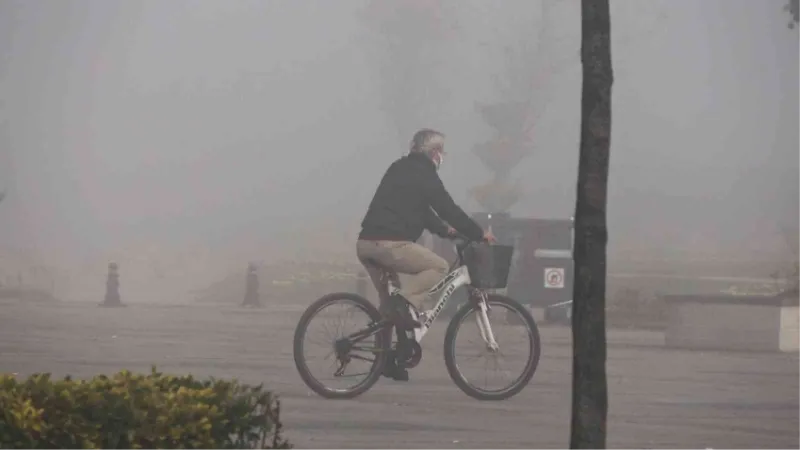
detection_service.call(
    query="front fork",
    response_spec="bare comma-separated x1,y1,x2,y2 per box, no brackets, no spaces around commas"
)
473,291,500,352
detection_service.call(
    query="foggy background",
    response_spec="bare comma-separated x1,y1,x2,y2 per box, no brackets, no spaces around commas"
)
0,0,797,302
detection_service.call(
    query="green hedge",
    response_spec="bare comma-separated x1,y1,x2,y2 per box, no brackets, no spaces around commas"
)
0,368,291,449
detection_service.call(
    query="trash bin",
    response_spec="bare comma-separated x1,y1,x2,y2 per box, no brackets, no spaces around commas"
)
432,213,574,314
532,248,573,308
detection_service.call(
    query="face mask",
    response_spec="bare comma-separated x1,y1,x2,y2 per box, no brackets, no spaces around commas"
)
432,151,444,171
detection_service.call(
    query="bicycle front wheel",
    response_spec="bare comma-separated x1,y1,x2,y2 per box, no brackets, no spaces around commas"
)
443,294,541,401
293,292,390,399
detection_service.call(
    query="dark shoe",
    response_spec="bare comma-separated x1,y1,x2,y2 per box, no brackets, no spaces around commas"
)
384,294,421,330
388,367,410,382
381,350,410,382
382,362,410,381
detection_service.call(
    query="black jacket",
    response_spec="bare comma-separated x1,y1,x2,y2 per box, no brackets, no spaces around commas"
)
359,152,484,243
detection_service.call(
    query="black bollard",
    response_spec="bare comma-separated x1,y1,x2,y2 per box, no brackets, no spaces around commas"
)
101,262,123,307
242,262,261,307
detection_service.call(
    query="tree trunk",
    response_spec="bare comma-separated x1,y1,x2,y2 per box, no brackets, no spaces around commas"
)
570,0,613,448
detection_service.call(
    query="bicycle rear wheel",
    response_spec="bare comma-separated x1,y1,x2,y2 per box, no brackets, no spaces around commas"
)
293,292,390,399
443,294,541,400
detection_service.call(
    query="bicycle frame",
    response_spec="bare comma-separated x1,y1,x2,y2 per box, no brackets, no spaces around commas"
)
341,239,502,352
394,264,472,341
345,271,499,354
341,264,473,346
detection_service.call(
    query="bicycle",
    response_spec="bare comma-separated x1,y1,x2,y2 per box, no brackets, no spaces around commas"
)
292,235,541,401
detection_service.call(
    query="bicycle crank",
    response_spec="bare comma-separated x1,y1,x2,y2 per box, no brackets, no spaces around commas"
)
397,339,423,369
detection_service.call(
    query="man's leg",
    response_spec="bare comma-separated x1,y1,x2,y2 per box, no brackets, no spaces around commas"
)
356,240,408,381
356,239,449,323
356,240,391,308
385,235,443,379
382,242,450,309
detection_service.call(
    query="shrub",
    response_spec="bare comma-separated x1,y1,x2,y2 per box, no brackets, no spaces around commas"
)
0,367,290,449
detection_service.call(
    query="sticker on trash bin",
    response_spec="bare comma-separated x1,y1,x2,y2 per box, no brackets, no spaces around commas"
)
544,268,565,289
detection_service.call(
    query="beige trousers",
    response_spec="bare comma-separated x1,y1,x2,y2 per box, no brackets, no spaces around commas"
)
356,239,450,309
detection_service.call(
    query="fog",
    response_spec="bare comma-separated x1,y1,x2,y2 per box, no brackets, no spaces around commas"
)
0,0,797,300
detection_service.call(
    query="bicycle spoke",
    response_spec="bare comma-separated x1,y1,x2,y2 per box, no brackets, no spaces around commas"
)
450,300,536,395
299,296,385,394
348,354,375,363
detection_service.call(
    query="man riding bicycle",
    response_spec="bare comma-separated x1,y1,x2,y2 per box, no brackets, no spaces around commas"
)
356,128,496,381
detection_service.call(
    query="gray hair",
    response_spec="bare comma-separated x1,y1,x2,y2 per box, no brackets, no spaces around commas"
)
409,128,445,154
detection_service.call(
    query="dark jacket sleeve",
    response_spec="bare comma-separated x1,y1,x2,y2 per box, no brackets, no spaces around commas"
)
424,168,485,242
424,207,450,238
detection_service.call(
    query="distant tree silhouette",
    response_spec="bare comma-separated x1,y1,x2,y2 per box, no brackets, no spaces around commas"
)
570,0,612,448
470,1,671,215
470,0,574,214
786,0,799,28
360,0,451,147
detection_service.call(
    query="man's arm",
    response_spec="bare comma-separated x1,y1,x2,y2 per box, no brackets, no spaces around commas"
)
424,207,451,238
424,169,484,242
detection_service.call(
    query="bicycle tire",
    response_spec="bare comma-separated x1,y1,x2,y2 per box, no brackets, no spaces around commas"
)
443,293,541,401
293,292,390,399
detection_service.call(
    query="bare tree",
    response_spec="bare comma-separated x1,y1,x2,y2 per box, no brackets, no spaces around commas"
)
470,0,670,214
360,0,451,147
471,0,575,214
570,0,613,448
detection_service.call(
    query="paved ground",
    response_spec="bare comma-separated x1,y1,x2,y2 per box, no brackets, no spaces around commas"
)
0,300,797,448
